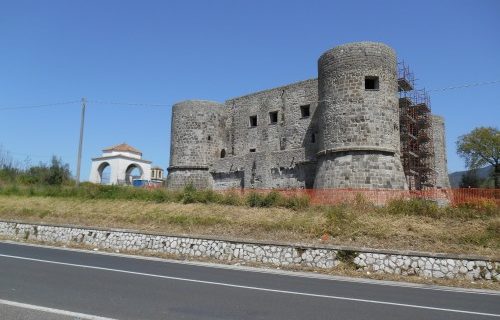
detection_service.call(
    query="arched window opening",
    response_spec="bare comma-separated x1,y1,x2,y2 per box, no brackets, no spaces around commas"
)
98,162,111,185
125,164,143,185
220,149,226,158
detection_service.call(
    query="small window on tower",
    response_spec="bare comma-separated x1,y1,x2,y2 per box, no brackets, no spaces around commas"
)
249,115,257,127
269,111,278,124
365,76,379,90
207,135,211,141
311,133,316,143
220,149,226,158
249,148,256,153
300,105,310,118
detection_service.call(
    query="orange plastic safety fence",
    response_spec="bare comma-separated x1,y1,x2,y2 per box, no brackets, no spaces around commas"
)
216,188,500,206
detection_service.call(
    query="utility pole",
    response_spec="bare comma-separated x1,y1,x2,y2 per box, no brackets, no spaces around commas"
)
76,97,86,187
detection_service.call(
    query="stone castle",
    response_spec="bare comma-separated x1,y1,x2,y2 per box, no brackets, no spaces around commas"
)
166,42,450,190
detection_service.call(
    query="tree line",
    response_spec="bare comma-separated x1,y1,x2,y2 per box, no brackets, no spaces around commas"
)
0,146,72,186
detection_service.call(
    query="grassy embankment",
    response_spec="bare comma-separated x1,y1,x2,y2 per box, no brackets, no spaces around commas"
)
0,184,498,259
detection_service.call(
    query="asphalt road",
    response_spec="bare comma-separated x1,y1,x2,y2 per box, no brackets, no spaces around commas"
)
0,241,498,320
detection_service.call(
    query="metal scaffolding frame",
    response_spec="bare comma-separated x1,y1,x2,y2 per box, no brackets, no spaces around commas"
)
398,63,437,190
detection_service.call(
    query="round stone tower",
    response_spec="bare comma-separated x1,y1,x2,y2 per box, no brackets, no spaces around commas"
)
314,42,407,189
166,100,223,189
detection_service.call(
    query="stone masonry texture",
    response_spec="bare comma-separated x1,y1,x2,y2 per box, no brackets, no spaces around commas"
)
166,42,449,190
432,115,451,188
1,221,498,282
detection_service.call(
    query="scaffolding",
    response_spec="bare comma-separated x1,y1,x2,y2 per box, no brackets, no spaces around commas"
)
397,61,415,92
398,62,436,190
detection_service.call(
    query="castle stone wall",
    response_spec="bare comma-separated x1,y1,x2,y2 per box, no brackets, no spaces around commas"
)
432,115,451,188
166,168,214,190
167,100,224,189
314,42,407,189
225,79,319,158
316,42,400,152
210,149,316,189
314,151,407,189
167,42,447,191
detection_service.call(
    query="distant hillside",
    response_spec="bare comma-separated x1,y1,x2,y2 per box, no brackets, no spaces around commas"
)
448,165,493,188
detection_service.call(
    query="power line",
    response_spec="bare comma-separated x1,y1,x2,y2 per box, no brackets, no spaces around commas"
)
0,78,499,112
88,100,169,107
0,100,80,111
427,80,500,93
0,99,168,112
7,151,72,159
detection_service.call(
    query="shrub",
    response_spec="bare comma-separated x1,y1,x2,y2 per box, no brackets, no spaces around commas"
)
261,191,283,207
220,191,243,206
198,190,223,204
149,189,172,203
282,194,311,210
16,156,72,186
1,184,20,196
336,249,358,268
246,191,264,207
323,205,349,236
181,184,197,204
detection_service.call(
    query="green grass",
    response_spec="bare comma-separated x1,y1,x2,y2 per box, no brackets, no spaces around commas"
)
0,183,311,210
0,193,498,258
386,198,499,219
0,183,498,220
386,198,441,217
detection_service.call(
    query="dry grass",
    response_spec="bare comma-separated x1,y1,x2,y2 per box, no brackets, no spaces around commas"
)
0,195,498,260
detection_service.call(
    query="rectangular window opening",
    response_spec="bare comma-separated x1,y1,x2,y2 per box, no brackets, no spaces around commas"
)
300,105,310,118
269,111,278,124
249,115,257,127
365,76,379,90
249,148,256,153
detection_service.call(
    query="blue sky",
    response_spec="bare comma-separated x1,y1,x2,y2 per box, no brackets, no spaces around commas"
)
0,0,499,180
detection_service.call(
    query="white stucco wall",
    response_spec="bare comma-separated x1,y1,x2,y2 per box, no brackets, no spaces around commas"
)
89,156,151,185
102,150,142,160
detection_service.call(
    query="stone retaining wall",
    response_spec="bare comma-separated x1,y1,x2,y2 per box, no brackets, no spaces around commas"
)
0,220,498,282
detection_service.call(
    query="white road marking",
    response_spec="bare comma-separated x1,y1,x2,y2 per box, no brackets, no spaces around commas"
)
3,240,498,296
0,253,499,318
0,298,116,320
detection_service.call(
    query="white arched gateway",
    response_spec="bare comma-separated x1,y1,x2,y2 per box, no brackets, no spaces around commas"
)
89,143,152,185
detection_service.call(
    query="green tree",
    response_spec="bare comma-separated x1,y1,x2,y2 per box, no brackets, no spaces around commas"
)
457,127,500,188
19,156,72,186
459,170,481,188
46,156,72,185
